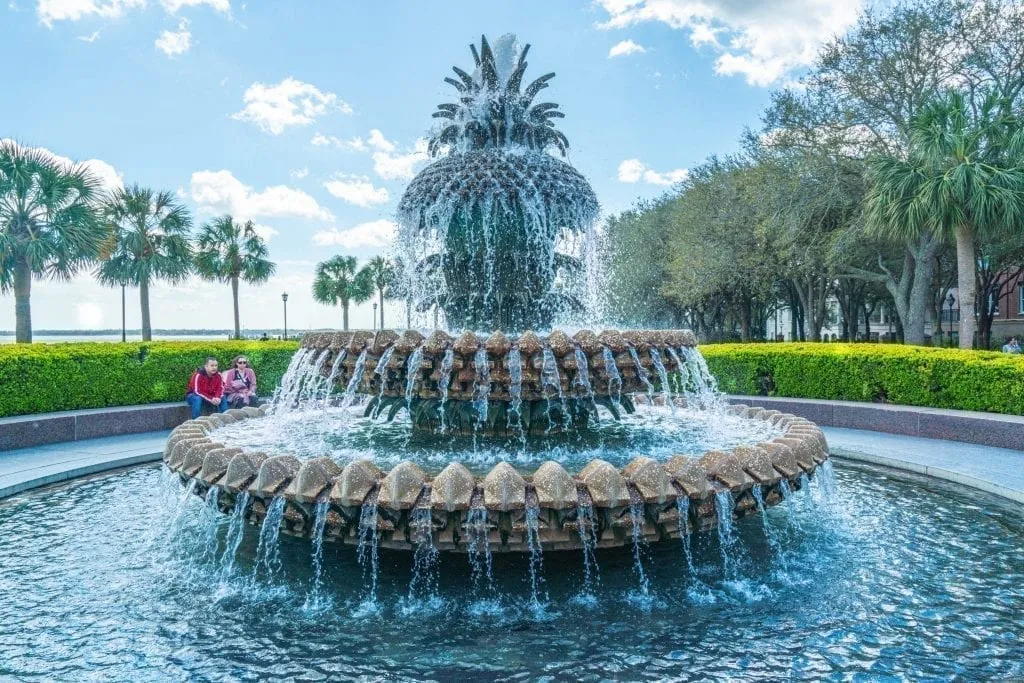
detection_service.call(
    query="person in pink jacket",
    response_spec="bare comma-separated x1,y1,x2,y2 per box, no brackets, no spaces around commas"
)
222,355,259,408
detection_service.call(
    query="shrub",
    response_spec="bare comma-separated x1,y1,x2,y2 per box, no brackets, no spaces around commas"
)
0,341,299,418
701,343,1024,415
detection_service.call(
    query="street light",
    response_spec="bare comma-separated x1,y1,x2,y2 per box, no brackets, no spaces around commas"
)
121,282,126,343
282,292,289,340
373,302,378,331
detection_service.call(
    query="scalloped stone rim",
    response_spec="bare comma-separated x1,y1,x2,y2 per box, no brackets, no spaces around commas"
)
162,403,830,552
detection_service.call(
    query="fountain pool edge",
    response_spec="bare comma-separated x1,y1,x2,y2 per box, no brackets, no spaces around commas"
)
162,403,828,552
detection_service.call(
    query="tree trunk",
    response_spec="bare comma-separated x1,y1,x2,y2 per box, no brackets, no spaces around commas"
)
379,288,385,330
342,301,350,332
140,279,152,342
231,275,241,339
14,254,32,343
955,224,976,349
738,297,751,342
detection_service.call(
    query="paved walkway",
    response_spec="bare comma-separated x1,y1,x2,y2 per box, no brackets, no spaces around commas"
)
0,431,168,500
824,427,1024,504
1,427,1022,504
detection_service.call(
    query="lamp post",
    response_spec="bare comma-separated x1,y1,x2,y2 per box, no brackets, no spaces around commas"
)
121,283,126,343
946,293,956,347
373,302,378,331
282,292,289,340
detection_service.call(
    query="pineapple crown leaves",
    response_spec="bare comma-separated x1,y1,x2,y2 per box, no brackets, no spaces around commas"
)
428,35,570,158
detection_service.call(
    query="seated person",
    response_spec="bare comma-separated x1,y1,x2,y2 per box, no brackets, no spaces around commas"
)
223,355,259,408
185,356,228,418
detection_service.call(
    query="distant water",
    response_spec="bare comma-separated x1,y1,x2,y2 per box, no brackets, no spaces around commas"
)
0,334,237,344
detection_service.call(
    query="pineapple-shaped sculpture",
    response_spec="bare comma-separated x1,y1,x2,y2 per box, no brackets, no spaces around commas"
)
397,34,599,333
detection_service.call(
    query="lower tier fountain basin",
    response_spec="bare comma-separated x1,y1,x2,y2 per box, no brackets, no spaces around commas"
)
162,403,829,552
0,462,1021,680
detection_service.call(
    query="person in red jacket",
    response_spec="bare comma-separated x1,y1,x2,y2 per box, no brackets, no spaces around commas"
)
185,357,228,419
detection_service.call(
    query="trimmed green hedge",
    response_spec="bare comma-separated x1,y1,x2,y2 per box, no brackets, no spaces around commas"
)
0,341,299,418
701,343,1024,416
3,340,1022,418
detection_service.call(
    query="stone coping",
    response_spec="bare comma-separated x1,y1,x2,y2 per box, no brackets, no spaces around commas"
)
162,404,830,552
0,402,189,453
729,396,1024,452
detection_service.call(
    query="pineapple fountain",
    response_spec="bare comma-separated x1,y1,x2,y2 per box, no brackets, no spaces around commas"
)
162,36,831,588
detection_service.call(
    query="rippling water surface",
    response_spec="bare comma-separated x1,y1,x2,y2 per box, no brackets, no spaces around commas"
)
212,404,781,474
1,464,1022,680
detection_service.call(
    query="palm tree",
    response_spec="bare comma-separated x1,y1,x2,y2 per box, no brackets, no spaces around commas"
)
0,141,106,343
313,255,372,331
98,185,193,341
194,216,276,338
360,256,395,329
865,90,1024,349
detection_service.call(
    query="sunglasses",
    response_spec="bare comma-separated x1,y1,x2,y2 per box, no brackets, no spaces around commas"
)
236,360,248,365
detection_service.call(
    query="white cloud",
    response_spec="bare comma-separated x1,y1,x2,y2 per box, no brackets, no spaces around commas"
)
310,132,366,151
155,18,191,56
189,169,334,221
596,0,863,86
312,219,396,249
617,158,645,183
322,175,389,208
77,29,100,42
160,0,229,12
367,129,395,153
618,158,688,186
251,223,279,242
373,137,428,180
289,167,309,179
1,139,124,192
232,78,351,135
36,0,227,26
608,39,646,58
37,0,144,26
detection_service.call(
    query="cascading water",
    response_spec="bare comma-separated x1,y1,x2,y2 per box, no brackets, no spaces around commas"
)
602,346,622,406
357,496,381,608
465,508,494,593
437,348,454,430
665,347,690,402
541,346,569,431
253,496,286,583
576,503,601,599
676,496,699,576
627,495,652,605
405,345,425,415
271,348,313,413
201,485,221,561
472,346,490,429
714,491,740,579
408,507,439,603
649,348,674,412
306,499,330,609
507,347,523,431
752,485,782,557
682,346,723,411
573,345,596,421
339,349,369,412
629,346,655,404
524,504,546,611
219,491,249,581
371,346,396,418
320,349,346,410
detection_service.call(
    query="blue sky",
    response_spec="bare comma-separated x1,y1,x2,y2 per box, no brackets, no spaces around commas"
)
0,0,861,334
